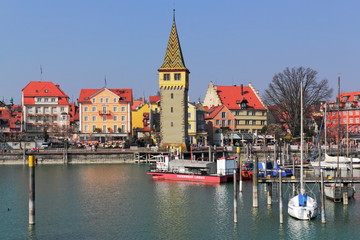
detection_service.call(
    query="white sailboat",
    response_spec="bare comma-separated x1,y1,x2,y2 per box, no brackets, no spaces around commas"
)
288,81,318,220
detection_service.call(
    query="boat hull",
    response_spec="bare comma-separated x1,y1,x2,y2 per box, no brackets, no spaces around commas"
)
147,172,234,183
288,195,318,220
324,183,355,200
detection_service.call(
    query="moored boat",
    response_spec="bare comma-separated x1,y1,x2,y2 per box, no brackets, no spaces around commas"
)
147,155,238,183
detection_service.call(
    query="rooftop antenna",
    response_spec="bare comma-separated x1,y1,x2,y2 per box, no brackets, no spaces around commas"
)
104,74,107,88
173,9,176,22
40,65,43,81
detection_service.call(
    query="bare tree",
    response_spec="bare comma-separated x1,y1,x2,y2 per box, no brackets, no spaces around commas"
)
264,67,332,137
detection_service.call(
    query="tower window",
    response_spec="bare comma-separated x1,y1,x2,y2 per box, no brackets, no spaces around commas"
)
171,93,173,99
164,73,170,81
174,73,181,80
171,107,173,113
171,122,173,127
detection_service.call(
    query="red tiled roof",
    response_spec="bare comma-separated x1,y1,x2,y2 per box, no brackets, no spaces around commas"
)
78,88,133,103
22,81,69,98
149,96,160,103
132,99,145,110
216,85,266,110
340,91,360,102
205,105,225,119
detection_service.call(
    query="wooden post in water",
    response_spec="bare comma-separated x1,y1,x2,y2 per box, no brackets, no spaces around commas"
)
279,170,283,224
343,183,349,205
267,182,272,205
252,155,258,208
237,147,243,192
233,169,238,223
29,155,35,225
320,169,326,224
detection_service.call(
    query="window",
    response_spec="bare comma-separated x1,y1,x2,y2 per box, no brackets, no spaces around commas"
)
92,125,96,132
221,112,227,118
121,106,126,112
188,124,192,130
84,116,89,122
227,120,232,126
350,118,354,123
106,98,109,103
103,125,107,133
84,107,88,112
103,116,107,121
51,98,56,102
84,125,88,131
215,120,220,125
92,116,96,122
100,98,104,103
356,110,360,115
36,107,40,114
356,118,360,123
113,106,118,112
114,115,118,121
252,111,256,116
114,125,118,132
102,106,107,113
261,120,265,125
92,106,96,112
61,107,65,111
171,93,174,99
121,125,126,132
171,122,173,127
252,120,256,125
236,120,241,125
36,98,41,102
44,107,49,113
188,113,191,118
174,73,181,80
44,98,48,102
92,98,96,103
121,115,126,121
350,111,353,116
171,107,173,113
245,120,250,125
222,120,226,126
164,73,170,81
114,98,117,103
52,107,57,113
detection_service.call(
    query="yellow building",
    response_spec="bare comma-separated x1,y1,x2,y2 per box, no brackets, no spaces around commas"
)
78,87,133,142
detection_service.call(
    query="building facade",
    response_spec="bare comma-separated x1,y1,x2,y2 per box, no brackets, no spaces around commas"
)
326,91,360,141
22,81,71,136
203,82,267,134
158,13,189,150
78,87,132,142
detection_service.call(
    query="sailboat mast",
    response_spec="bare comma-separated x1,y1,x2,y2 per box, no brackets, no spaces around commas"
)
337,76,340,177
300,81,304,193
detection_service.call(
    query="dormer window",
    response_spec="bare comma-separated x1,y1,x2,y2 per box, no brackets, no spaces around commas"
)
240,102,247,109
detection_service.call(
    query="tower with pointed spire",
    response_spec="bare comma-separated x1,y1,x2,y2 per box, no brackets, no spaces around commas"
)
158,10,190,150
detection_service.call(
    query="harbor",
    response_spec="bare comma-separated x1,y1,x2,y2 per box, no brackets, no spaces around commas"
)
1,163,360,239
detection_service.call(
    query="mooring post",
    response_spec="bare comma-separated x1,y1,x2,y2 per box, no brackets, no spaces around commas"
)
237,147,243,192
343,183,349,205
320,169,326,223
29,155,35,225
233,169,238,223
267,182,272,205
279,170,283,224
252,155,258,208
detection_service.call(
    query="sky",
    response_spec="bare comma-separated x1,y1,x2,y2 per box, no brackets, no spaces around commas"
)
1,0,360,105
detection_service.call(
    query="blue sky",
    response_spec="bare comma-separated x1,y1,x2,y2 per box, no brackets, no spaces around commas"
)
1,0,359,104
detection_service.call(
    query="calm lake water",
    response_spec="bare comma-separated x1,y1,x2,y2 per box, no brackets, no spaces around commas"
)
1,164,360,240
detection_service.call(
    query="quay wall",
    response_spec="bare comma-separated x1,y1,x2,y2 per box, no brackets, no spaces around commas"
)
0,152,135,165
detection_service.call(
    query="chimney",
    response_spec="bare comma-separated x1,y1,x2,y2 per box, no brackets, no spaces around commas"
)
55,84,60,88
240,84,244,95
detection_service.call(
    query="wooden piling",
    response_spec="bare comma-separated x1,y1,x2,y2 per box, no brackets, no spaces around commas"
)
343,183,349,205
252,155,258,208
237,147,243,192
320,169,326,224
234,169,238,223
267,182,272,205
29,155,35,225
279,170,283,224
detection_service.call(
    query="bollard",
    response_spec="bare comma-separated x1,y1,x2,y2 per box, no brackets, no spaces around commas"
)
29,155,35,225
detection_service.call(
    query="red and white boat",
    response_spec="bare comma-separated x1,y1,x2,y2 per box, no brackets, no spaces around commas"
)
147,155,238,183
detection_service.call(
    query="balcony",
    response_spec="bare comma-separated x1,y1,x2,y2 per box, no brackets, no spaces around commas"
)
98,110,112,115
